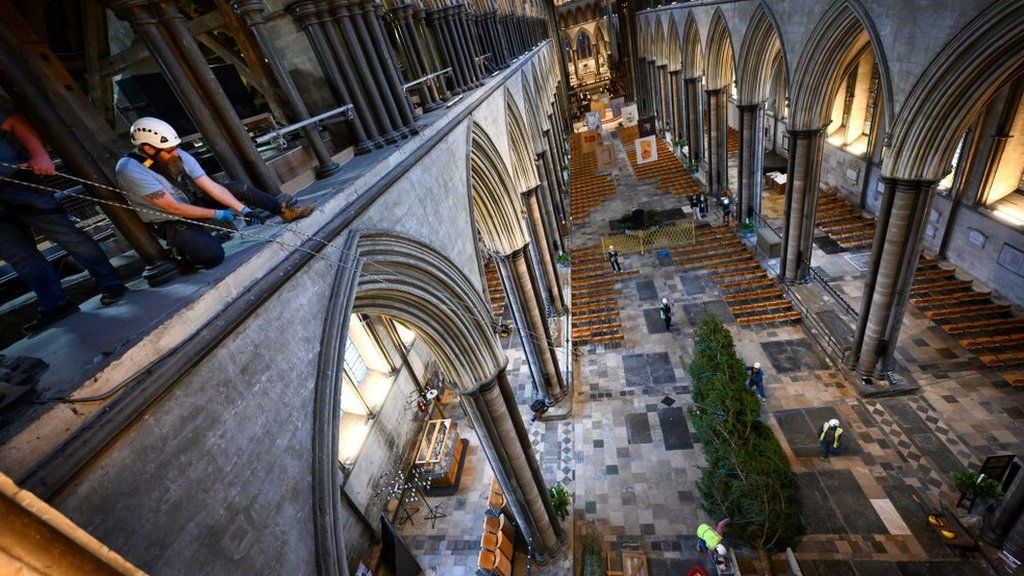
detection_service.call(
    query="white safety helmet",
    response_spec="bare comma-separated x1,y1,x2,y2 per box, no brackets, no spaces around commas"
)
829,418,840,428
716,544,727,556
130,117,181,149
662,298,668,304
753,362,761,370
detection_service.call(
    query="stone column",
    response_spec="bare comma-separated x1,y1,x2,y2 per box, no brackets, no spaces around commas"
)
366,1,418,133
669,70,683,140
387,4,441,111
537,150,565,250
684,76,703,161
428,7,468,92
850,177,935,377
460,371,563,563
232,0,340,177
737,102,765,223
647,60,657,118
779,127,825,284
543,131,567,226
525,184,566,316
982,469,1024,546
455,5,482,83
288,0,378,154
705,87,728,197
496,247,565,402
634,57,646,114
657,65,668,128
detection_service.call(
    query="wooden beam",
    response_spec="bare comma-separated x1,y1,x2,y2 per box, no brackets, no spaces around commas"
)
196,31,269,96
82,0,114,124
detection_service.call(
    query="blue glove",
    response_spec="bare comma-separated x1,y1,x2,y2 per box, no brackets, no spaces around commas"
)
213,209,235,223
241,207,265,225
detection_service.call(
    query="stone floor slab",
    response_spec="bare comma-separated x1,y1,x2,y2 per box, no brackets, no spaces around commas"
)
657,407,692,451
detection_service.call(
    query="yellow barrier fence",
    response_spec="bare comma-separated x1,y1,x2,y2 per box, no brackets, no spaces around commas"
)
601,221,697,255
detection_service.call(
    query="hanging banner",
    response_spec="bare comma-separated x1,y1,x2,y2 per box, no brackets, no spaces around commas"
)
621,104,638,126
636,135,658,165
596,144,615,172
586,111,602,132
581,131,600,153
638,116,657,138
611,97,625,118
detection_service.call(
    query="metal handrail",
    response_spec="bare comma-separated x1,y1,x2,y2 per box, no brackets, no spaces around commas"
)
254,104,355,145
402,68,453,90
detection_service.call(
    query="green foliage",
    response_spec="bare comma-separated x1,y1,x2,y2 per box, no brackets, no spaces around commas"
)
687,162,701,174
582,531,605,576
550,483,571,520
688,316,804,570
556,252,570,265
738,220,757,234
951,470,1003,501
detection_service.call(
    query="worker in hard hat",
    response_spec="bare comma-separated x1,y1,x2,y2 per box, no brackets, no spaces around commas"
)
660,297,673,331
696,518,731,559
746,362,766,403
607,244,621,272
115,117,314,269
819,418,843,460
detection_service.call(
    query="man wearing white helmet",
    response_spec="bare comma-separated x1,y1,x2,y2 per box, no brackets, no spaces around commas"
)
746,361,766,403
115,117,314,269
659,297,672,331
819,418,843,460
696,518,731,558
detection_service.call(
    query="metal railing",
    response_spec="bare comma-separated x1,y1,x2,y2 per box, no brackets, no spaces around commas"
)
401,68,453,91
254,104,355,147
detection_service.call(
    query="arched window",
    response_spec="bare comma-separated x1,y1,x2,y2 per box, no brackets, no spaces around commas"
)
576,31,592,59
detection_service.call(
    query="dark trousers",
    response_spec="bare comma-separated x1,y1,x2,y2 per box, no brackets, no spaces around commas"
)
820,441,838,459
153,180,281,269
610,256,621,272
0,182,122,312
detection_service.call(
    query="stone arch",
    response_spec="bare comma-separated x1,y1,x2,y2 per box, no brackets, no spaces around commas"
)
641,19,653,59
736,3,788,105
705,8,735,90
505,90,541,192
575,27,594,59
885,2,1024,180
653,18,666,66
789,0,893,131
520,73,547,152
667,21,682,72
682,12,704,78
469,123,530,255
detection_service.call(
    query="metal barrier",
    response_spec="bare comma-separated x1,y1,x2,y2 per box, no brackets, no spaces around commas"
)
600,221,696,254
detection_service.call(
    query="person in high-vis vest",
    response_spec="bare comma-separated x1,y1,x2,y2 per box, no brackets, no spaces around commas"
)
696,518,730,558
819,418,843,460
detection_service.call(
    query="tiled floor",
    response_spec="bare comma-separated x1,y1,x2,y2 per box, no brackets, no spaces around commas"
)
398,130,1022,575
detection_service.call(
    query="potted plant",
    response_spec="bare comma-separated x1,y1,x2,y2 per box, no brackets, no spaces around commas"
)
738,219,757,236
549,483,571,521
951,470,1003,512
673,139,684,155
556,252,570,267
687,161,700,175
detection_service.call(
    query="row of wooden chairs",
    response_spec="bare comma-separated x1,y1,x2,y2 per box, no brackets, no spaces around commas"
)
911,257,1024,371
726,126,740,155
814,190,874,250
571,245,627,346
485,260,506,316
478,479,516,576
674,226,801,326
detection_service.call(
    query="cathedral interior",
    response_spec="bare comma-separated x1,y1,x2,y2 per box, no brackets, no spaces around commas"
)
1,1,1024,575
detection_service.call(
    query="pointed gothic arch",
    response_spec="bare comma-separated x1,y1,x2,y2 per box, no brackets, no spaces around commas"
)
653,18,666,66
736,3,788,105
705,9,735,90
885,2,1024,180
667,21,682,72
469,124,530,255
682,12,704,79
789,0,893,131
505,91,541,192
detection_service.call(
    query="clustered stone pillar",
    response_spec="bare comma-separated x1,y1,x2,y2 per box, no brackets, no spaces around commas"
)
705,87,728,197
385,3,443,112
779,127,825,284
524,179,566,316
427,4,482,94
982,469,1024,547
232,0,341,178
536,152,564,252
669,70,683,140
289,0,418,154
108,0,278,193
460,371,564,563
849,177,935,377
543,129,568,225
635,57,648,115
684,76,704,162
737,102,765,223
495,246,565,403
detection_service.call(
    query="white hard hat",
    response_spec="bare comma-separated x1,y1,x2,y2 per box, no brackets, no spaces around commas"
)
608,245,614,249
662,298,668,304
753,362,761,369
829,418,840,427
716,544,726,555
130,117,181,149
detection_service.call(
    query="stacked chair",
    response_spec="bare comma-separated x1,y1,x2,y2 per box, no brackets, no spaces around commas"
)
814,189,875,250
671,226,801,325
726,126,740,155
622,132,702,198
570,245,631,345
477,478,517,576
911,257,1024,375
485,260,506,316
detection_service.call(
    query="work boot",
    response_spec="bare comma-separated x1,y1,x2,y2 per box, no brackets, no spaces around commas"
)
100,284,129,306
280,202,314,222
